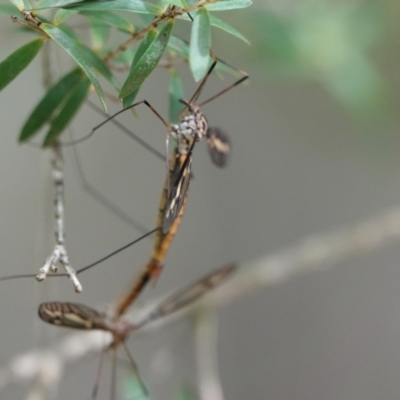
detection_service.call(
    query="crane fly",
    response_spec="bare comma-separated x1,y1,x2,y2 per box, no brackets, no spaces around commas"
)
38,264,236,399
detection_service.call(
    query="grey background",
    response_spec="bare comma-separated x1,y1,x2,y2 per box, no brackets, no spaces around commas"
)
1,2,400,399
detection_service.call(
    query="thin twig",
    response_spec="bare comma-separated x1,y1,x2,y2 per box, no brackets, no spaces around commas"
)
36,143,82,292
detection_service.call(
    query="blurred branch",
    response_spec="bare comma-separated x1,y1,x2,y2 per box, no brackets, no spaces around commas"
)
3,206,400,392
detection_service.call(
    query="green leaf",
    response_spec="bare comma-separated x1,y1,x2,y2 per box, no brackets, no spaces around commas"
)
60,0,160,14
53,9,79,25
209,14,249,44
167,35,189,57
158,0,186,7
189,8,210,81
81,11,135,33
0,3,19,15
122,27,157,107
89,18,110,50
43,77,91,146
114,47,136,63
0,38,44,92
9,0,31,11
120,20,175,100
19,68,83,142
78,44,121,91
169,69,184,123
205,0,252,11
41,23,107,111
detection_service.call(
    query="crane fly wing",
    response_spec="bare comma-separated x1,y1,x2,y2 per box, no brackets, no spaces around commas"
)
162,152,192,234
38,302,109,330
206,127,231,167
136,264,236,329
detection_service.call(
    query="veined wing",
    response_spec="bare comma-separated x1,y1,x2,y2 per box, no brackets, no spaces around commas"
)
162,151,193,234
206,127,231,167
38,302,109,330
134,264,236,330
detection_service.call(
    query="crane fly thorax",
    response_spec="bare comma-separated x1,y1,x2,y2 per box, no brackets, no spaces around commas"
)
170,107,208,154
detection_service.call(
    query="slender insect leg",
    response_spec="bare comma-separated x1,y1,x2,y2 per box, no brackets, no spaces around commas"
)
198,74,249,107
66,100,171,146
91,348,106,400
188,58,218,104
121,341,149,397
111,347,117,400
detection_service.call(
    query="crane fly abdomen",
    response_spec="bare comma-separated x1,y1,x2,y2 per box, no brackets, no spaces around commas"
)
38,302,109,331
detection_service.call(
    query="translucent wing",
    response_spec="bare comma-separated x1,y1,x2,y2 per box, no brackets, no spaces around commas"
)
162,152,193,234
135,264,236,329
38,302,109,330
206,127,231,167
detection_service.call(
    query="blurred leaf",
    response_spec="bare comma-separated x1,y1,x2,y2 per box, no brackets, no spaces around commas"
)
205,0,252,11
174,384,198,400
114,47,136,63
158,0,186,7
81,10,135,33
189,8,210,81
120,20,174,100
0,38,44,92
209,14,249,44
0,3,19,15
122,28,157,107
34,0,116,10
78,44,121,91
60,0,160,14
43,76,91,146
53,9,78,25
9,0,30,11
89,18,110,50
168,35,189,57
41,23,107,111
169,68,184,123
19,68,82,142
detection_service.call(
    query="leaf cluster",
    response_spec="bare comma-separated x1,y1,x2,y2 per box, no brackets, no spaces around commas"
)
0,0,251,146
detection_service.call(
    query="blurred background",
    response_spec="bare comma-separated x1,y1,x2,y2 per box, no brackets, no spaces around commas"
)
0,0,400,399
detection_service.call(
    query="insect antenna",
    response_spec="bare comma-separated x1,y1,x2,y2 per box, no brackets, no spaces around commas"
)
198,74,249,108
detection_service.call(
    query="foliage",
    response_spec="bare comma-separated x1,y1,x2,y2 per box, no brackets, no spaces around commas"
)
0,0,252,146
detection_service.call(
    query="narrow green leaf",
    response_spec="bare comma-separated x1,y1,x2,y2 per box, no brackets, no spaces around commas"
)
189,8,210,81
60,0,160,14
43,77,91,146
89,18,110,50
41,23,107,111
169,69,184,123
9,0,31,11
81,11,135,33
209,14,249,44
114,47,136,64
53,9,79,25
167,35,189,57
0,3,19,15
122,87,140,108
78,44,121,91
158,0,186,7
0,38,44,92
19,68,82,142
122,28,157,107
34,0,115,10
120,20,175,100
205,0,252,11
